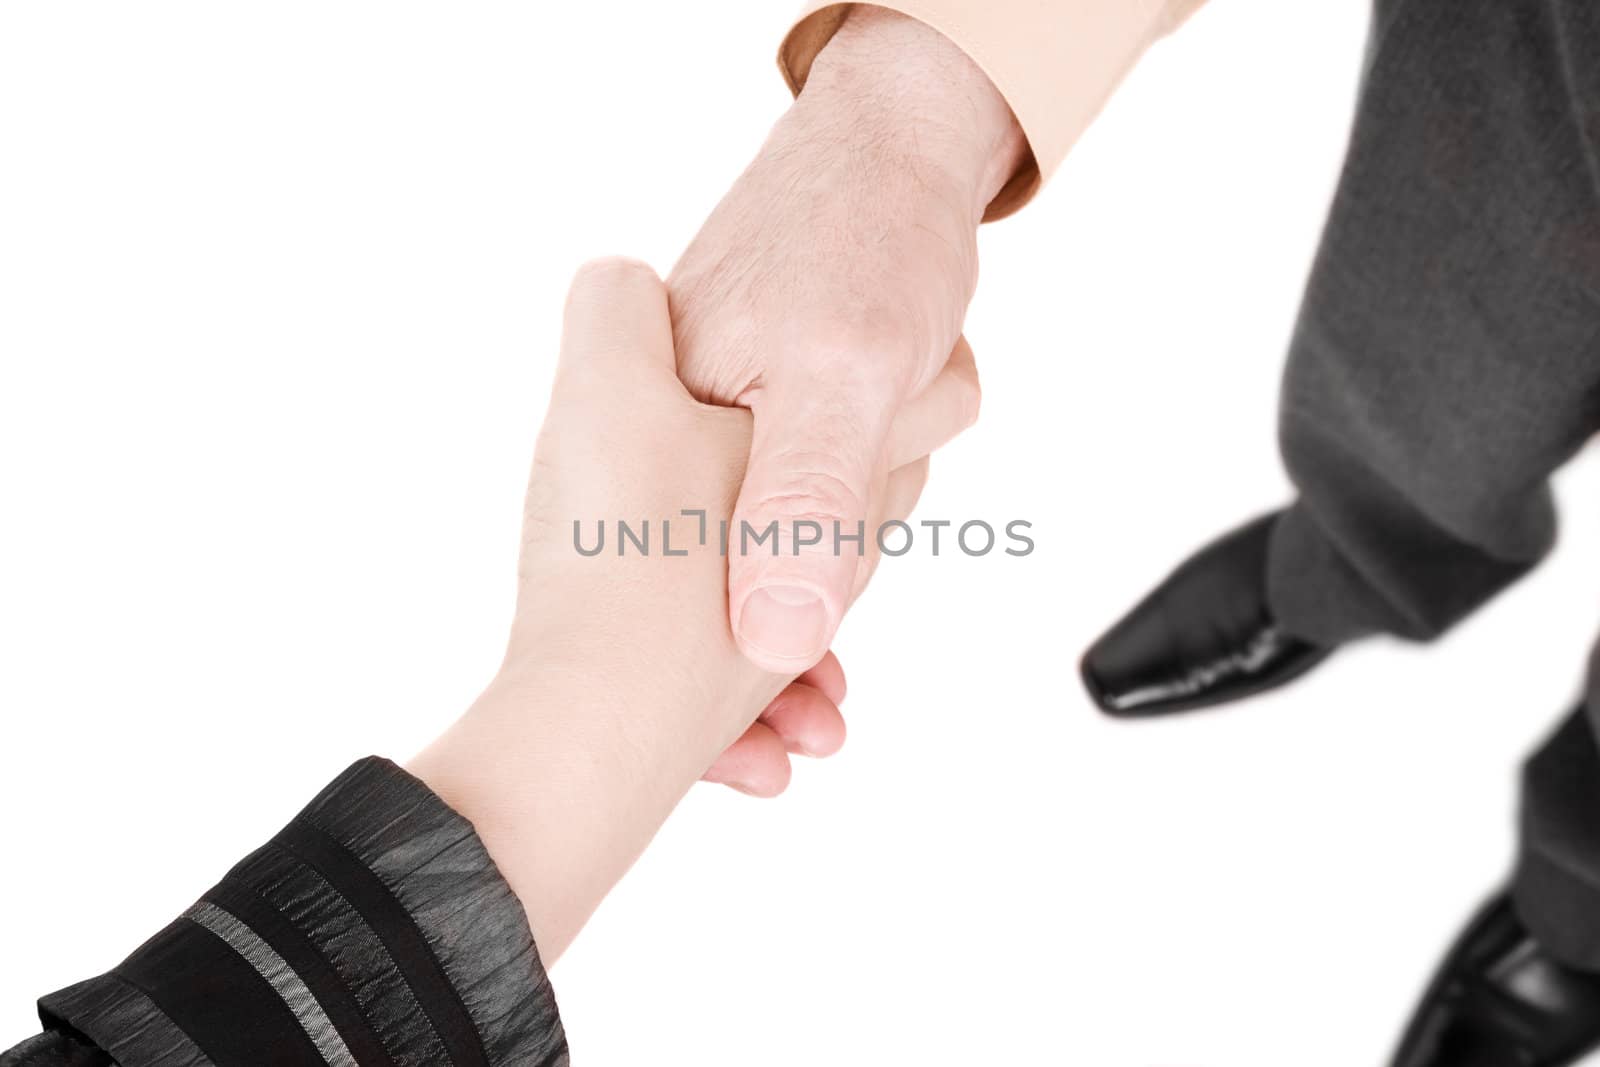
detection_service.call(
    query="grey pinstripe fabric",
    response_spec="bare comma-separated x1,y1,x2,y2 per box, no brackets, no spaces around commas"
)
182,901,357,1067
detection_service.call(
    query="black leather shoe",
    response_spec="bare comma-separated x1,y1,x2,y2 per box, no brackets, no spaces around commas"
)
1080,511,1332,717
1392,892,1600,1067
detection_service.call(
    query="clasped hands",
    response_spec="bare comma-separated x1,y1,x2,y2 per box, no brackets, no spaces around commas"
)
409,7,1024,959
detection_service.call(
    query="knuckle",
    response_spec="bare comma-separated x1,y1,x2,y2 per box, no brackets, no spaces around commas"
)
801,310,934,398
743,446,873,524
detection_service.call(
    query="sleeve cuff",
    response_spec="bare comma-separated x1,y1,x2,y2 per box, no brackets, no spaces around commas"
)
778,0,1199,220
33,758,567,1067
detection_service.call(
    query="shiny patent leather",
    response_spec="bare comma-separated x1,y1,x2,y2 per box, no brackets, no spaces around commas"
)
1392,893,1600,1067
1079,511,1332,717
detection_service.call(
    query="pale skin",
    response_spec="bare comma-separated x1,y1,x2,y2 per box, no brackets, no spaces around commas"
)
408,259,943,959
679,6,1026,794
412,7,1023,954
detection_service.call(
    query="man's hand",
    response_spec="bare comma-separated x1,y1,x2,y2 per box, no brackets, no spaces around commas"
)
673,7,1025,791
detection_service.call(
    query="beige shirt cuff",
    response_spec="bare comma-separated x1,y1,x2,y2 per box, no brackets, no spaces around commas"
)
778,0,1207,220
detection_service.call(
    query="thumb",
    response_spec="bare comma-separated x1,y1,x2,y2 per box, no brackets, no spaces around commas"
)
728,380,892,673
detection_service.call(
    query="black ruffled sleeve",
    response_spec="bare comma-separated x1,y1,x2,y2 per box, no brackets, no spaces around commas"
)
1,758,568,1067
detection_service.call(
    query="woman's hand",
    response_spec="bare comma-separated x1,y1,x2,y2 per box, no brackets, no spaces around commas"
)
409,259,927,960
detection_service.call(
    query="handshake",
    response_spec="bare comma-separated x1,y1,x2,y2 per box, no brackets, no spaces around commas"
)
410,7,1025,963
2,12,1047,1062
409,254,956,956
20,2,1600,1063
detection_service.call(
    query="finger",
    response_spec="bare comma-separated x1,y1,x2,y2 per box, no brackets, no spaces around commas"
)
556,256,678,395
759,682,847,758
852,456,931,606
885,336,981,470
795,649,846,705
728,373,895,673
883,455,932,525
701,720,793,798
702,675,844,794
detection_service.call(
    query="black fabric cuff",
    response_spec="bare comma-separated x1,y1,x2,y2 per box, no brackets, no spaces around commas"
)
0,1032,112,1067
29,758,568,1067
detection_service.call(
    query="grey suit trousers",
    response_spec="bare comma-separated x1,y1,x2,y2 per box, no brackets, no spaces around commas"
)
1262,0,1600,965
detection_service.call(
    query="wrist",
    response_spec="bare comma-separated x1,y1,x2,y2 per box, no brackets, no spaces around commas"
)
796,6,1026,215
409,655,771,961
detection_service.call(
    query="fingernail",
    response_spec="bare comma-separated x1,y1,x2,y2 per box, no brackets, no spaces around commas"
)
738,584,831,666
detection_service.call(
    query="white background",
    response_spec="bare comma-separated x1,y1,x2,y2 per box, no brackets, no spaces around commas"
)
5,2,1600,1064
